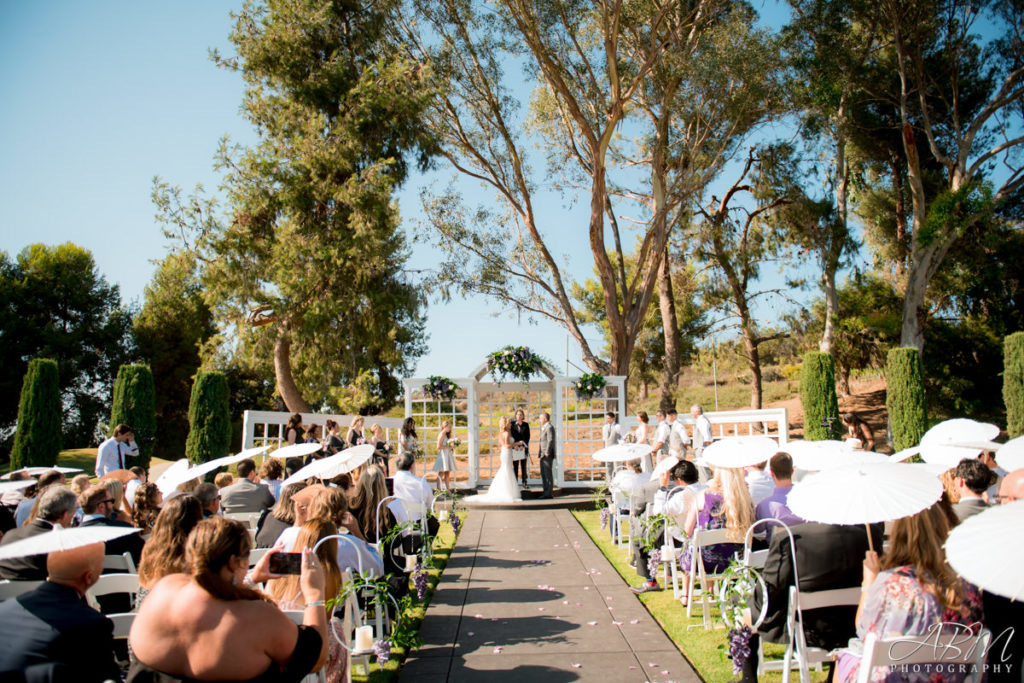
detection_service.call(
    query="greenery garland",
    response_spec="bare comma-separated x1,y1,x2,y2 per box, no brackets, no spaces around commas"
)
574,372,607,399
718,558,769,676
486,345,545,383
422,375,459,401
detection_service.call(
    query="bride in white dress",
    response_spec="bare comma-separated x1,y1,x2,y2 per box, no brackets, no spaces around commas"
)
470,416,522,503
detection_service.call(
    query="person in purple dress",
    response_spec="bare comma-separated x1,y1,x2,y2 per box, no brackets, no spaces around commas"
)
835,499,985,683
679,467,754,605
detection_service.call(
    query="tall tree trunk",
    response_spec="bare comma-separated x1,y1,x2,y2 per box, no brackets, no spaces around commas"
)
658,247,681,411
821,103,847,354
890,155,908,278
837,362,852,397
900,262,930,350
274,324,309,413
820,273,840,354
741,323,763,409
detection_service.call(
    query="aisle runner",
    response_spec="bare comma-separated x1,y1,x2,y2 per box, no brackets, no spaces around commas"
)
400,509,699,683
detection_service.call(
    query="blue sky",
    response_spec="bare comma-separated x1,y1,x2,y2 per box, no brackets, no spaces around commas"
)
0,1,805,381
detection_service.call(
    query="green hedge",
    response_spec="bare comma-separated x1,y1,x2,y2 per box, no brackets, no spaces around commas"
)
11,359,62,469
886,347,927,451
185,370,231,464
800,351,842,440
1004,333,1024,438
110,364,156,470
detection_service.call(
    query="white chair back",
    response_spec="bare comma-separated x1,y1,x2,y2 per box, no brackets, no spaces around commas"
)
103,552,137,574
224,511,263,529
0,579,43,600
249,547,270,568
107,612,135,639
857,628,990,683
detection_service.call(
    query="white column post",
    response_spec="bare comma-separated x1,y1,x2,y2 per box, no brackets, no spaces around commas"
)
552,379,564,488
467,379,478,489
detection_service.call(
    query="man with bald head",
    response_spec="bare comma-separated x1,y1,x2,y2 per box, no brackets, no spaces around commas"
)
980,467,1024,682
0,542,121,682
0,486,77,581
996,468,1024,503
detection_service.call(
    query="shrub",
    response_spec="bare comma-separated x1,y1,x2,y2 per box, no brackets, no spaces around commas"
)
886,347,927,451
110,364,156,470
800,352,842,440
11,359,62,469
185,370,232,464
1004,332,1024,437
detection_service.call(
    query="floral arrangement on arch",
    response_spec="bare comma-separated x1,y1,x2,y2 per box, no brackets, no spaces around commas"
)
573,372,606,400
486,345,545,383
422,376,459,401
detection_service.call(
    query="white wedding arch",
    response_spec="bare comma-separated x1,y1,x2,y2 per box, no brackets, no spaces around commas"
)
402,359,626,489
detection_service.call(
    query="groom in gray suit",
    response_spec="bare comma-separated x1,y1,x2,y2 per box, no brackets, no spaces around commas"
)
539,412,556,499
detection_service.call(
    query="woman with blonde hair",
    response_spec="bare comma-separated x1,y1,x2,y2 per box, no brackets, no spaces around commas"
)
434,420,456,490
266,519,347,683
348,465,397,544
835,500,984,682
128,517,329,682
674,467,753,603
137,495,204,598
346,416,365,449
369,422,390,474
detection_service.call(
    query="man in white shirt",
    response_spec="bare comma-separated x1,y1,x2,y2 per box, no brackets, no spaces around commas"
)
94,424,138,478
666,408,690,460
690,404,713,457
392,452,434,524
648,410,670,473
601,412,622,481
745,460,774,506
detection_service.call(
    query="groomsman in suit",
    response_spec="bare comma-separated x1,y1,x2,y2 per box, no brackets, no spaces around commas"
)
539,412,556,499
511,409,531,489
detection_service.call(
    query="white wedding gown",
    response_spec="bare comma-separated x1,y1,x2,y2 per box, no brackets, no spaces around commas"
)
470,443,522,503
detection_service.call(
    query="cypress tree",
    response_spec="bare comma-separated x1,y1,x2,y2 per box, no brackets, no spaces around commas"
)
185,370,231,465
1004,332,1024,437
110,364,156,470
11,358,62,469
800,352,842,440
886,347,927,451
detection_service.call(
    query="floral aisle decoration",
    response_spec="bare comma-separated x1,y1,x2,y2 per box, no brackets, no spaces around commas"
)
422,376,459,401
486,345,545,383
574,372,607,400
718,558,769,676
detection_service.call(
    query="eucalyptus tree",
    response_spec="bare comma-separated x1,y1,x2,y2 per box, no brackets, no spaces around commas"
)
155,0,438,413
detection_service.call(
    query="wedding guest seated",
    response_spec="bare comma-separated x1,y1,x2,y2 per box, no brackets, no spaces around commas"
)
998,468,1024,502
131,482,163,536
257,482,307,549
754,452,804,540
951,458,997,521
732,521,883,682
745,460,774,506
266,519,347,683
136,495,204,606
392,452,434,524
125,465,148,510
2,470,33,510
128,517,328,683
195,482,221,518
162,477,200,503
220,458,276,514
80,485,145,566
214,472,235,489
630,460,702,594
0,542,121,683
348,466,407,579
982,470,1024,682
270,483,323,550
834,500,984,683
0,486,78,580
15,470,66,528
678,467,753,605
282,487,383,577
260,457,285,501
102,478,131,522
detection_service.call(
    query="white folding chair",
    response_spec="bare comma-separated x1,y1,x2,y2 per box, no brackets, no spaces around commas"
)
103,551,137,574
0,579,43,600
107,612,135,639
857,628,990,683
87,573,140,610
609,489,631,550
779,585,862,682
685,527,732,630
248,547,270,567
224,511,263,528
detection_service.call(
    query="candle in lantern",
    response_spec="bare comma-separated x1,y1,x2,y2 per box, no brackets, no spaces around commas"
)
355,625,374,651
438,509,449,521
405,554,418,572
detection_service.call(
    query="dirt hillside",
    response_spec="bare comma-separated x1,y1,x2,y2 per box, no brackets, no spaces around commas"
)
766,377,890,452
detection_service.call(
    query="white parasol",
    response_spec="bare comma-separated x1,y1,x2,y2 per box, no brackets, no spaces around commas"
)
0,525,141,561
788,440,888,471
270,442,324,460
700,436,778,469
919,418,1001,467
282,444,375,486
174,445,274,485
154,458,192,495
889,446,921,463
592,443,653,463
0,480,36,494
2,466,83,480
945,500,1024,601
652,456,680,478
788,462,943,552
995,435,1024,472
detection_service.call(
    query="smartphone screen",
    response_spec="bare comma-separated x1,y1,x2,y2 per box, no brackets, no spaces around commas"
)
269,552,302,575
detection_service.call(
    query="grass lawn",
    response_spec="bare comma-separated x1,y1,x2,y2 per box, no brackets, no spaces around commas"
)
572,509,828,683
355,513,461,682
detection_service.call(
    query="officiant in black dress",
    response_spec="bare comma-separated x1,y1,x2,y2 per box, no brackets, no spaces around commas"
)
511,409,531,488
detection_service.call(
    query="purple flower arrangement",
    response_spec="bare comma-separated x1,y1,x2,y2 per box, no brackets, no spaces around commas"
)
413,566,429,600
728,625,753,674
423,375,459,401
373,639,391,666
573,372,607,399
451,513,462,535
486,345,544,382
646,548,661,578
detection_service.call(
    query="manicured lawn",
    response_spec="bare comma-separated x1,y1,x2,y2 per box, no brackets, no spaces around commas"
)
572,509,828,683
356,513,461,682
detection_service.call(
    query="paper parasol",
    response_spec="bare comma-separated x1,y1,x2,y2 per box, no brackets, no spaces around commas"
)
995,435,1024,472
282,444,375,486
592,443,653,463
0,525,141,561
174,446,273,485
788,440,888,471
270,442,324,460
919,418,1001,467
2,466,83,480
945,500,1024,601
652,456,680,478
700,436,778,469
154,458,191,495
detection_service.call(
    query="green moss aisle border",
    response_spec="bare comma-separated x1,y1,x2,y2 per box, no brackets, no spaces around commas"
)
354,514,461,682
572,509,826,683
